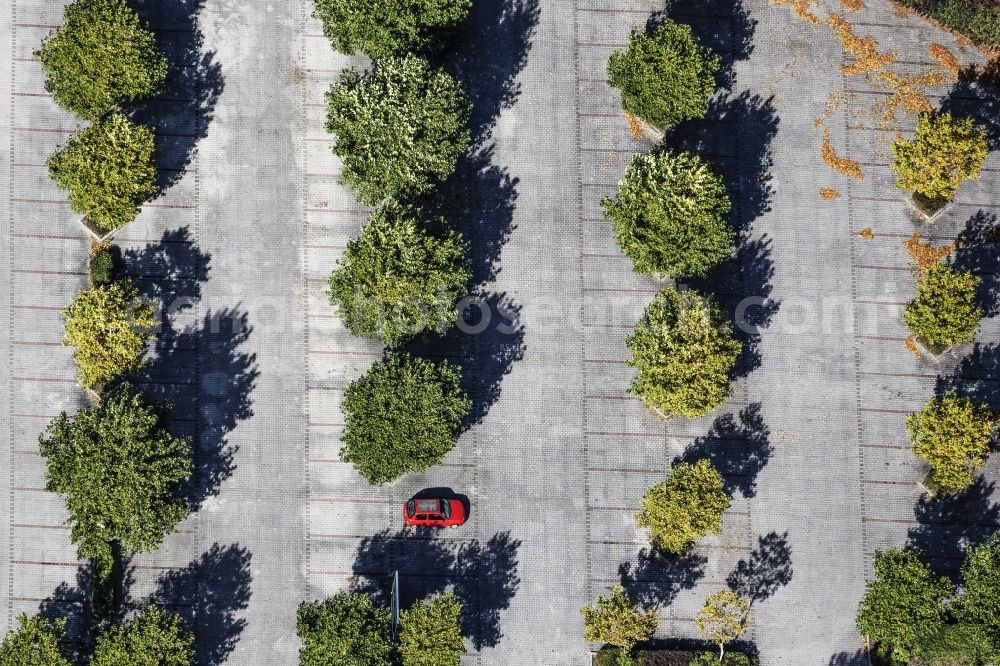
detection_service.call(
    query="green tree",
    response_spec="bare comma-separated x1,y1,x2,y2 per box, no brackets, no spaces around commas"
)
328,204,469,345
581,585,658,664
912,623,996,666
907,393,996,495
953,533,1000,652
326,56,470,206
856,548,951,664
38,383,191,574
312,0,470,59
47,113,159,233
399,592,465,666
892,112,988,206
903,263,982,350
91,607,193,666
62,278,157,389
297,592,394,666
626,287,741,418
35,0,167,120
607,19,720,130
602,150,733,278
635,459,730,554
0,614,72,666
341,353,471,484
695,590,751,662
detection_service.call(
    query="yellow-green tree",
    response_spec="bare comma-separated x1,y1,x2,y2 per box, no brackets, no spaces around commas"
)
0,614,72,666
581,585,657,663
907,393,996,495
695,590,751,662
399,592,465,666
892,112,988,205
903,263,982,351
63,278,157,389
635,459,730,554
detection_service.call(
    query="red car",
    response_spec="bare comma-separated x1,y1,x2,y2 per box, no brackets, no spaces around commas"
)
403,497,466,528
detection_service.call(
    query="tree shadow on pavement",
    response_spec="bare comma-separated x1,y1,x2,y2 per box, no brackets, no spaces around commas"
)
38,567,93,660
153,543,253,666
617,547,706,610
828,651,869,666
906,476,1000,580
678,403,772,499
131,0,223,192
351,530,521,650
404,291,525,428
726,531,792,604
950,210,1000,318
941,74,1000,150
935,343,1000,410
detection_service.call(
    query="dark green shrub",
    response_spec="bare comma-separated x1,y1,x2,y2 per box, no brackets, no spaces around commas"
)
297,592,394,666
689,651,753,666
312,0,470,58
903,263,982,350
607,19,720,130
856,548,951,664
953,533,1000,654
912,623,996,666
602,150,733,278
35,0,167,120
89,245,116,286
340,353,471,484
91,607,193,666
0,614,72,666
894,0,1000,48
328,204,469,345
626,287,741,418
38,383,192,573
326,56,471,205
47,113,159,232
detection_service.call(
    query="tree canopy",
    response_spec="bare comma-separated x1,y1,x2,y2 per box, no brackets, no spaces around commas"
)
312,0,470,59
0,614,72,666
581,585,658,656
635,459,730,554
38,383,192,572
695,590,751,661
602,150,733,278
328,204,469,345
953,533,1000,653
856,548,951,664
47,113,159,233
62,278,157,389
907,393,996,495
297,592,394,666
892,112,988,203
340,353,471,484
903,263,982,350
399,592,465,666
35,0,167,120
607,19,720,130
91,607,194,666
626,286,741,418
326,56,471,206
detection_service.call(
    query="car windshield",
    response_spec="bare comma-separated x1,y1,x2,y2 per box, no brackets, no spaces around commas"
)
442,501,451,518
406,500,415,517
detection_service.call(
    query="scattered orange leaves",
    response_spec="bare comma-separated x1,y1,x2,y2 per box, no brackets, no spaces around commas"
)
928,43,961,77
842,0,864,9
857,227,874,239
625,112,645,140
770,0,822,25
871,70,935,121
820,187,841,199
903,233,956,275
828,14,895,75
905,334,921,358
90,238,109,258
821,129,864,179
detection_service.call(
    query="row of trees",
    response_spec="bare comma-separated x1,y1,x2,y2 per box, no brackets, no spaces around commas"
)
857,537,1000,665
605,19,741,419
581,18,755,664
297,590,466,666
36,0,166,233
311,0,476,486
0,1,201,660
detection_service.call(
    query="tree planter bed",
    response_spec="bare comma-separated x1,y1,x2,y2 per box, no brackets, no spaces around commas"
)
904,191,953,225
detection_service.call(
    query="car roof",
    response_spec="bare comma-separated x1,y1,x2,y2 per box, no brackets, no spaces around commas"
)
415,499,441,512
